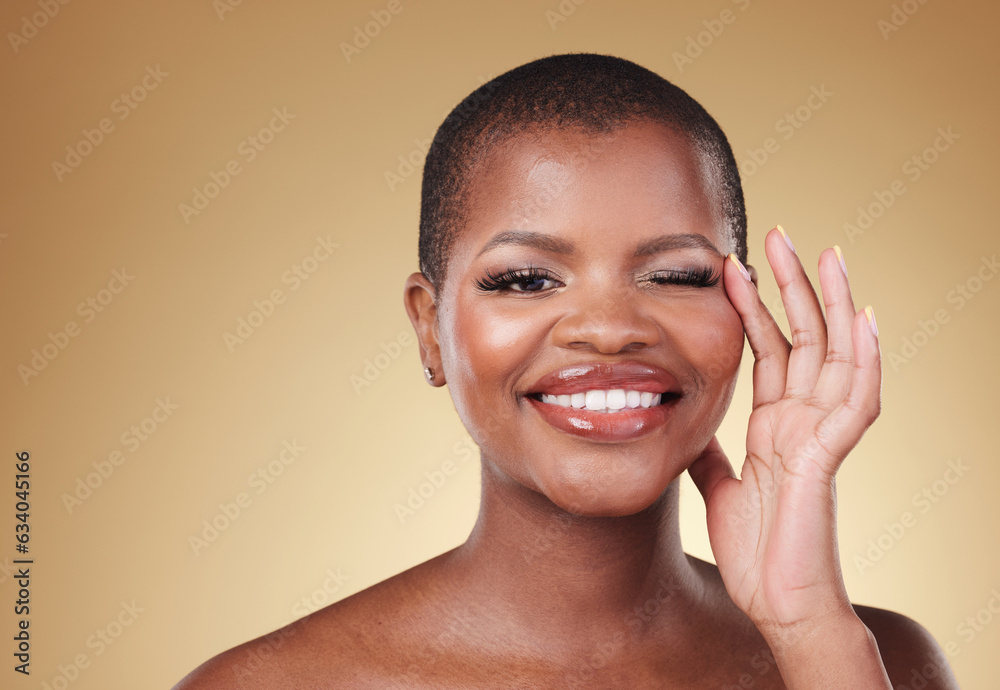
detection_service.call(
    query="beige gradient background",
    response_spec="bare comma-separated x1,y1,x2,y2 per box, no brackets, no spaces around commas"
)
1,0,997,687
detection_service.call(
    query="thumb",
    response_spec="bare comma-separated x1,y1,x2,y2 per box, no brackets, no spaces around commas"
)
687,436,736,505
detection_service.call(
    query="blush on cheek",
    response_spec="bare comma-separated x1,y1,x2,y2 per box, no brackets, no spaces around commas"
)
443,301,535,443
689,305,745,387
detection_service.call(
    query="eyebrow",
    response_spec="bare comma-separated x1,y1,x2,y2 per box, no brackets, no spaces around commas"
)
475,230,722,259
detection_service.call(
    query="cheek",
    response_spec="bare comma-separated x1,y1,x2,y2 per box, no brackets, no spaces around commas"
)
659,297,744,464
674,296,745,394
440,298,540,431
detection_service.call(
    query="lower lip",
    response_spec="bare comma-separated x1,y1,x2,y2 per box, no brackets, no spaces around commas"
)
526,395,680,442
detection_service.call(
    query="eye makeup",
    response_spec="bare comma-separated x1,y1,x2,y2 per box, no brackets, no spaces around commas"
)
474,263,721,293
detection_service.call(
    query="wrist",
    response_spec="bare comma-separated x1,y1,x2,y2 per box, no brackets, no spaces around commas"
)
757,608,871,652
758,610,891,689
757,605,861,649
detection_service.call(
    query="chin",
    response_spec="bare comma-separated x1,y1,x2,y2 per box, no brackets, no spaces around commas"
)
537,460,676,518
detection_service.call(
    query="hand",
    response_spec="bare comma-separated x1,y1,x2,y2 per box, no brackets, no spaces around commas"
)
687,226,882,635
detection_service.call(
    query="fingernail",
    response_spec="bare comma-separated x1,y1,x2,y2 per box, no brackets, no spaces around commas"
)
776,225,796,254
864,305,878,337
833,244,848,277
729,253,751,281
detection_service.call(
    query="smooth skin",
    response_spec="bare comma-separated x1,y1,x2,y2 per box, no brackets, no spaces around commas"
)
174,121,959,688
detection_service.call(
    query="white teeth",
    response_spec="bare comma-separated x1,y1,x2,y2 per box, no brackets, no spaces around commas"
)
539,389,665,412
585,390,606,410
606,389,627,410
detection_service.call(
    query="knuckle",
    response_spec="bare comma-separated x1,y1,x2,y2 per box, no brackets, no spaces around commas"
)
823,351,854,366
789,325,825,350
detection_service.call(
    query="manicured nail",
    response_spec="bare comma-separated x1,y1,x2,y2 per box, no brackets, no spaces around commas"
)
864,305,878,337
729,253,751,281
833,245,848,277
776,225,796,254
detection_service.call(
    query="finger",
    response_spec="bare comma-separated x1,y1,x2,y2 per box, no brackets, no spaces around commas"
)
811,306,882,472
812,246,858,408
766,226,829,400
687,436,737,506
724,251,791,409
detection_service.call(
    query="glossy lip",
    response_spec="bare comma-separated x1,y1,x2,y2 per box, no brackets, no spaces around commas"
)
524,362,683,442
526,361,681,396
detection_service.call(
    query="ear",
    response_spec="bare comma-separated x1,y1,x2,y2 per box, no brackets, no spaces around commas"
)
746,262,759,289
403,272,445,386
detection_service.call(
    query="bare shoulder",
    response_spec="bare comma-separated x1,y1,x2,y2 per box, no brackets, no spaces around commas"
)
854,604,961,689
173,552,460,689
170,612,373,689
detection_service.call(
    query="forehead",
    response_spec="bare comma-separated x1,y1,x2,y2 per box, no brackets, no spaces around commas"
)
452,120,725,265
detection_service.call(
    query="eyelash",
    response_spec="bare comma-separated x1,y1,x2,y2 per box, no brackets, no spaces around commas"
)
475,267,559,293
474,265,721,293
644,265,721,289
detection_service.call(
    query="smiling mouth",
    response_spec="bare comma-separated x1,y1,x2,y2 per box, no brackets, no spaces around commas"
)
529,389,681,413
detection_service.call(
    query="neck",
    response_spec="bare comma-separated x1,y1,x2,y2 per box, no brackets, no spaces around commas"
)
447,459,705,649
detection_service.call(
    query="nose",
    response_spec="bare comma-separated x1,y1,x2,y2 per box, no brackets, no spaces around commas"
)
550,285,661,353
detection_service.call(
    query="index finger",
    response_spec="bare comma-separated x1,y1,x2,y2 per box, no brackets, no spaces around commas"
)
724,248,791,409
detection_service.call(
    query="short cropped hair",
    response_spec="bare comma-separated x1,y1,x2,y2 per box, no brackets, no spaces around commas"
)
418,52,747,290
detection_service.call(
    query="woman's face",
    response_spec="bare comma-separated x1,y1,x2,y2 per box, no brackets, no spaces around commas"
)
406,120,748,517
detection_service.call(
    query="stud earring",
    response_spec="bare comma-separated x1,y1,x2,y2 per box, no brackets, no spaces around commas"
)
424,367,435,383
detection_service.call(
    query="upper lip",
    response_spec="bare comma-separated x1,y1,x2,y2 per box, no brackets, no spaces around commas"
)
526,361,682,397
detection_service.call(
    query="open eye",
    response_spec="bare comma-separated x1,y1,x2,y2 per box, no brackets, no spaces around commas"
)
475,267,563,293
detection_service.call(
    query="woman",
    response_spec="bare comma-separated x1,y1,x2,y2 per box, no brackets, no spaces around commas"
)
176,54,959,688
